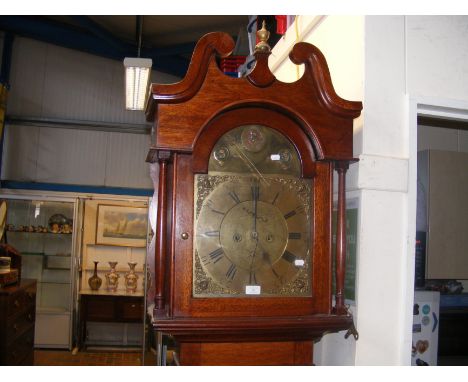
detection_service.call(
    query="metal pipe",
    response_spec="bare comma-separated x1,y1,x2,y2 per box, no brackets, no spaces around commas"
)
0,16,188,78
0,32,14,87
6,115,151,135
136,16,143,57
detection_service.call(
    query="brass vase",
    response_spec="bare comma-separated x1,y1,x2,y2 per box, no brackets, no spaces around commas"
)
105,261,120,291
88,261,102,290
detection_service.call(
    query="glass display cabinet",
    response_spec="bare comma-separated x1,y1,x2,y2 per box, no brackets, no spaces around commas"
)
77,198,148,350
3,197,80,349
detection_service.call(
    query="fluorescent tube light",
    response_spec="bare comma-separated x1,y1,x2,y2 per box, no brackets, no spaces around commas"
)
124,57,152,111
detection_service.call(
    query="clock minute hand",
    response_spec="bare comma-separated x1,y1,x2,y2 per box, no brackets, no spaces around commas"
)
249,183,260,275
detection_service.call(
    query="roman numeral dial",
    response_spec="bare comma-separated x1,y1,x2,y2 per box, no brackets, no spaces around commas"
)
209,247,224,263
228,191,241,204
194,163,311,297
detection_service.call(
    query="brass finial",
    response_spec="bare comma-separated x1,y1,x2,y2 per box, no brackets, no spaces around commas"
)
255,20,271,53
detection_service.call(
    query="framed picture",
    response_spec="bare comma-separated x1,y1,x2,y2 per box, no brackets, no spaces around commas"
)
96,204,148,247
0,200,6,242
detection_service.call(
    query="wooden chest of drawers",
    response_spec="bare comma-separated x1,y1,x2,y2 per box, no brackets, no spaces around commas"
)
0,279,37,365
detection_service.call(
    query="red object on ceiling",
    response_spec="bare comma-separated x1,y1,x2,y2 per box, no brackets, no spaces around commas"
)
275,15,287,35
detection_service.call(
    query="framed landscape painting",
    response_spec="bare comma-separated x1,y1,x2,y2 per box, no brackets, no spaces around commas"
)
96,205,148,247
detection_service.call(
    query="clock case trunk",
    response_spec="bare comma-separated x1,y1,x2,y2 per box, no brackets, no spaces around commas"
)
146,31,362,365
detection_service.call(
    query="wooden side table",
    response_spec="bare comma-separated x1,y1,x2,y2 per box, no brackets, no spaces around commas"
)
78,290,144,350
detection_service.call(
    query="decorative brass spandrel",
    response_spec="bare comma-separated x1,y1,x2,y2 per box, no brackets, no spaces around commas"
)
193,250,240,296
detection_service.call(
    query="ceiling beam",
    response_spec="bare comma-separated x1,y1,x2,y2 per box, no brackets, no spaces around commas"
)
147,42,197,57
68,15,130,54
0,16,188,77
0,16,123,59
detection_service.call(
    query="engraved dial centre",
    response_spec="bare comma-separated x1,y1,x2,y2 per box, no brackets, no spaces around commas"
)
219,201,288,272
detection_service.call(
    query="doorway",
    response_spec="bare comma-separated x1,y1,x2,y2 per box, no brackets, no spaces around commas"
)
409,97,468,366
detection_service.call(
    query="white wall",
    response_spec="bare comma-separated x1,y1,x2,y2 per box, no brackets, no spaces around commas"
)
2,36,180,190
271,15,468,365
406,16,468,100
352,16,411,366
347,15,468,366
271,16,364,191
2,124,153,189
7,36,179,123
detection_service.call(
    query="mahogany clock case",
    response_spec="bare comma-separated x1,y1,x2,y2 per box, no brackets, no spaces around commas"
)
145,31,362,347
168,110,332,318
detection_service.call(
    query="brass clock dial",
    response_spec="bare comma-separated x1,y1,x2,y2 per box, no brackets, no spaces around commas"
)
193,125,313,297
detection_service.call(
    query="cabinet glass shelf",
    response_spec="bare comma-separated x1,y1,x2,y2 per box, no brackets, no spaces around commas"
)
38,281,71,285
38,307,71,314
80,288,144,297
21,252,71,256
6,231,72,235
84,267,143,272
3,198,76,349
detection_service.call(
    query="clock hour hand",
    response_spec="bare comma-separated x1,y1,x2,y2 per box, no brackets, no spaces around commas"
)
259,244,280,280
261,248,271,265
251,181,259,238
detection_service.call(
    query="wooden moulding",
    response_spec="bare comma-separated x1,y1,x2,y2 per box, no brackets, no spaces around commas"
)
146,32,235,107
145,32,362,162
153,314,353,343
191,107,317,177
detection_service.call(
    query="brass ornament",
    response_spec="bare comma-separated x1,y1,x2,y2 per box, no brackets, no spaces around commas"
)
255,20,271,53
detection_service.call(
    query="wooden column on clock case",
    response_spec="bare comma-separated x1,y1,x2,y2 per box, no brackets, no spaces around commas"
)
333,160,350,315
145,24,362,365
154,151,171,313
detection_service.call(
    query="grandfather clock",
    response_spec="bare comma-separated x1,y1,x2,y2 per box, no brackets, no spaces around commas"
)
145,23,362,366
